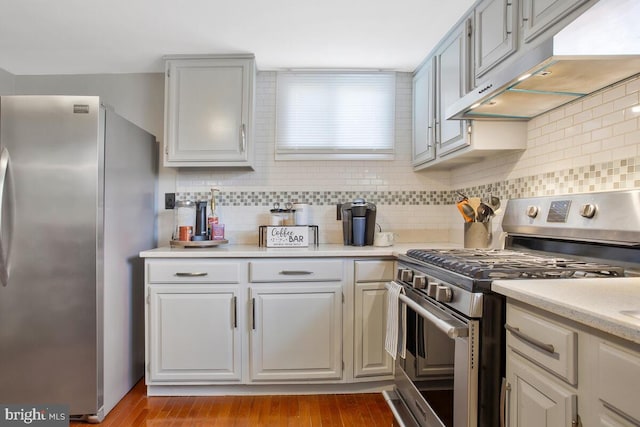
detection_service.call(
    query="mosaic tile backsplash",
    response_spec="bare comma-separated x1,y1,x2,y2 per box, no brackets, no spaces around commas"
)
176,156,639,206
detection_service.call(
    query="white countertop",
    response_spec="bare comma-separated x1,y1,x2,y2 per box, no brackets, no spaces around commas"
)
140,242,460,258
492,278,640,345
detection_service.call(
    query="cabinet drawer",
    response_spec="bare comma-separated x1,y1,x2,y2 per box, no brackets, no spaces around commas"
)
506,304,577,385
147,260,241,283
355,260,395,282
249,260,343,282
597,342,640,424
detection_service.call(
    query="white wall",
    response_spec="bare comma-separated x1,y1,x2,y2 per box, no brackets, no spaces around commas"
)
0,68,15,94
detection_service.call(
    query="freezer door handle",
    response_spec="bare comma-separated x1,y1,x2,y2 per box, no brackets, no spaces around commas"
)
0,147,15,287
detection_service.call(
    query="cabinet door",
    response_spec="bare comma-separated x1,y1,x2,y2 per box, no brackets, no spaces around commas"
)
412,58,436,167
508,352,578,427
164,57,254,167
250,283,342,382
437,19,471,157
522,0,588,43
354,282,394,379
148,285,241,382
596,341,640,425
475,0,517,77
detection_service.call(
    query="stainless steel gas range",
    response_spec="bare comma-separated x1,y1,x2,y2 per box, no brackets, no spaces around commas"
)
383,189,640,427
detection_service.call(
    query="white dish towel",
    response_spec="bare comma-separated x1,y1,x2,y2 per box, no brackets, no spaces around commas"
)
385,281,407,360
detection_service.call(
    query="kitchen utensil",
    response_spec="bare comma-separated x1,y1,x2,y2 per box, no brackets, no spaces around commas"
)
489,194,501,211
457,200,476,222
476,202,494,223
468,197,481,214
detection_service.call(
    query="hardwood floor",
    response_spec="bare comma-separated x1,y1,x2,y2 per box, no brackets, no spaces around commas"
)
71,380,394,426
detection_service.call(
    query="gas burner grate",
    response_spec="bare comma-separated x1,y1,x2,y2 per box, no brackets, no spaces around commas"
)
405,249,624,280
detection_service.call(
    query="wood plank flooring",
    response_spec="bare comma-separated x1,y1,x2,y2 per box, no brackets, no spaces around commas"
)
70,380,394,426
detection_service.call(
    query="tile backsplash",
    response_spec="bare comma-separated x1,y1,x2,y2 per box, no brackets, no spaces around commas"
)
170,73,640,245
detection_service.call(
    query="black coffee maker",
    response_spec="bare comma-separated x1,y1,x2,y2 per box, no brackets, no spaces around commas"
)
340,198,376,246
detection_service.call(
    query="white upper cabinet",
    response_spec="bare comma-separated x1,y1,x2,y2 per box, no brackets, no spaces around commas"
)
474,0,518,77
164,55,255,168
412,58,437,167
521,0,589,44
436,17,472,157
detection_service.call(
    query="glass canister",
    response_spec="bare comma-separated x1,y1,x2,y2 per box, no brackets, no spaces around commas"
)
174,200,196,241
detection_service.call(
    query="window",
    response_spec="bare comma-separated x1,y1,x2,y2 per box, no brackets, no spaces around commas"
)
275,71,396,160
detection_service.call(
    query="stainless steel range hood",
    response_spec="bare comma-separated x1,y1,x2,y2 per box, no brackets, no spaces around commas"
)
447,0,640,120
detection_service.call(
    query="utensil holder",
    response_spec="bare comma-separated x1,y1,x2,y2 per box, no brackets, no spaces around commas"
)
464,221,492,248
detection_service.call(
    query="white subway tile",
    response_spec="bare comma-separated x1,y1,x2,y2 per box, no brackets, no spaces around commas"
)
602,84,627,103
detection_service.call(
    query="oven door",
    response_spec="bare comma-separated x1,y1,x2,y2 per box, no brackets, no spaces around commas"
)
389,283,479,427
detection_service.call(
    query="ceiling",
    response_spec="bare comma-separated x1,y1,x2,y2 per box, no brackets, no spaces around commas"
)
0,0,474,75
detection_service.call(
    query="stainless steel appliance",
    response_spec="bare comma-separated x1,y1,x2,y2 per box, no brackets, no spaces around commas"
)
0,96,157,421
448,0,640,120
340,198,377,246
384,189,640,427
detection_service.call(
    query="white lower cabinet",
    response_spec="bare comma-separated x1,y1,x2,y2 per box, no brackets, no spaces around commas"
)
505,300,640,427
144,257,399,392
507,352,577,427
148,284,241,382
353,260,395,379
354,282,393,378
249,283,343,382
595,341,640,426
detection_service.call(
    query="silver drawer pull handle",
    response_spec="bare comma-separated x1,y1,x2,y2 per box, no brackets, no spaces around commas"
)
175,272,208,277
279,270,313,275
505,324,555,354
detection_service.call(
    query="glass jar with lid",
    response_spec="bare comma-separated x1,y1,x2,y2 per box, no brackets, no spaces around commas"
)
174,200,195,240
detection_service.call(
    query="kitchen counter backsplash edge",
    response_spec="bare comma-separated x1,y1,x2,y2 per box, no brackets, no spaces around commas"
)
140,243,460,258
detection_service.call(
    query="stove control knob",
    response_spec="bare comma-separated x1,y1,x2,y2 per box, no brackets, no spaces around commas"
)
526,205,539,218
427,282,439,298
436,286,453,303
398,269,414,282
412,275,427,289
579,203,597,218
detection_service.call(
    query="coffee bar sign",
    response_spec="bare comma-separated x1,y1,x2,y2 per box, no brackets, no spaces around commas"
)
266,226,309,247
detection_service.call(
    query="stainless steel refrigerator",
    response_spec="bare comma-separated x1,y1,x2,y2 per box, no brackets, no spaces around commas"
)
0,96,157,422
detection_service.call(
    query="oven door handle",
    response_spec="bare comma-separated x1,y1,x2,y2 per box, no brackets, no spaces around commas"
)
394,288,469,338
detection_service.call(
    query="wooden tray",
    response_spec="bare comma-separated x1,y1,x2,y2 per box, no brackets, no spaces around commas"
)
170,239,229,248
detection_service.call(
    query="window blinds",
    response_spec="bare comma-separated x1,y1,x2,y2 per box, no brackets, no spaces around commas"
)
275,72,396,159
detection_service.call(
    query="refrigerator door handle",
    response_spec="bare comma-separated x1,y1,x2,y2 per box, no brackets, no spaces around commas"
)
0,147,15,287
